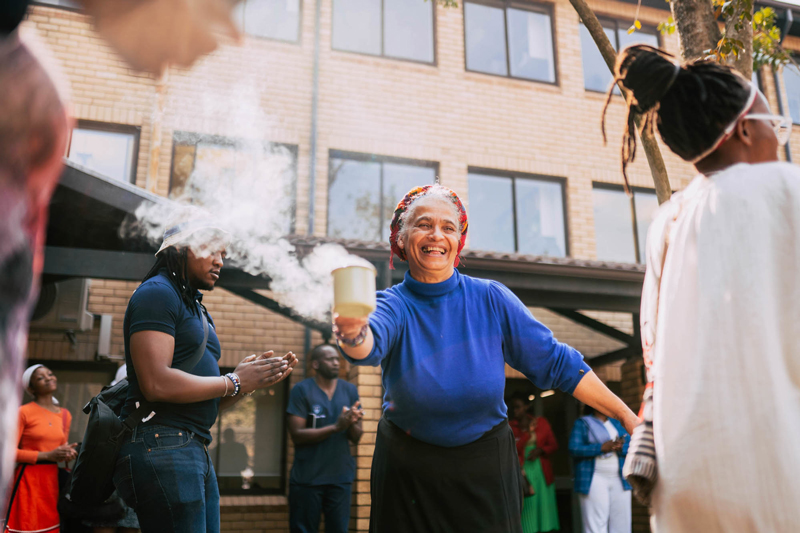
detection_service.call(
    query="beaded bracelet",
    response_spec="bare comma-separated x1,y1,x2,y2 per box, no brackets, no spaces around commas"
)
225,372,241,397
332,322,368,348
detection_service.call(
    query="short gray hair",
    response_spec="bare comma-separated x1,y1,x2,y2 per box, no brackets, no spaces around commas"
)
397,187,462,245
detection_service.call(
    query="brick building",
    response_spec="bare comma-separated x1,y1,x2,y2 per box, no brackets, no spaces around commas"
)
20,0,800,531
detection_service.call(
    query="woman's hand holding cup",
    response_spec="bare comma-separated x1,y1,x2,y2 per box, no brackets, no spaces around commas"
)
333,313,369,341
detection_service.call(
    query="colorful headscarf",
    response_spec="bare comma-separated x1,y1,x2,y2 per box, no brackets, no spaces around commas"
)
388,185,468,269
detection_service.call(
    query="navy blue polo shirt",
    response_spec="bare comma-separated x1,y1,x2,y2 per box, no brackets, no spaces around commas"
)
287,378,359,486
121,269,222,443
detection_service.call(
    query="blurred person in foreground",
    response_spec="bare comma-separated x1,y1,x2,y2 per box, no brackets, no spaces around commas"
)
334,184,637,532
609,45,800,532
569,404,630,533
114,208,297,533
286,344,362,533
0,23,70,518
6,365,77,533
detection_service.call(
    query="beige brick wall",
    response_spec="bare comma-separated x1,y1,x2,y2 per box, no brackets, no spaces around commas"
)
26,0,797,529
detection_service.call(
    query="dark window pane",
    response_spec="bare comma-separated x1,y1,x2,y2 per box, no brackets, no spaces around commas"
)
235,0,301,42
328,158,382,241
592,187,635,263
580,23,616,92
211,387,285,491
633,190,659,263
468,173,514,252
68,127,136,183
464,2,508,76
332,0,381,55
381,163,435,240
507,8,555,83
384,0,434,62
784,66,800,124
515,179,566,257
35,0,80,7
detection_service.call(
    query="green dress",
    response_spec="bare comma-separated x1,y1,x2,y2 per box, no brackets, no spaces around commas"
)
521,442,560,533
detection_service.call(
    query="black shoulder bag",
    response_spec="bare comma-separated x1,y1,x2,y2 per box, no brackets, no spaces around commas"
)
68,301,209,506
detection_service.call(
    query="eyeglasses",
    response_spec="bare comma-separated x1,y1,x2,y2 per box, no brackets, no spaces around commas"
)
743,114,792,146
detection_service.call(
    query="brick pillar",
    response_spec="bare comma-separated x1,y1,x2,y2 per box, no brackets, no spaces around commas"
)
349,364,382,532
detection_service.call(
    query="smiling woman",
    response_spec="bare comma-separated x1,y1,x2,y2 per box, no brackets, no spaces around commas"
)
332,184,637,532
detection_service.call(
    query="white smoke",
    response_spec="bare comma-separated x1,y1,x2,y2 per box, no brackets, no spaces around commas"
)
122,76,373,321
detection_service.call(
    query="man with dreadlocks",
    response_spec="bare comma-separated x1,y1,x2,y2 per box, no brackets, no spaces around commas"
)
114,207,298,533
606,45,800,532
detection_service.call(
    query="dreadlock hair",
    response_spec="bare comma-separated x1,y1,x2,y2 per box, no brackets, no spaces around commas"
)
142,246,197,311
601,44,751,191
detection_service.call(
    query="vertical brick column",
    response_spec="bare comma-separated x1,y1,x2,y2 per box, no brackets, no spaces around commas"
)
348,364,382,532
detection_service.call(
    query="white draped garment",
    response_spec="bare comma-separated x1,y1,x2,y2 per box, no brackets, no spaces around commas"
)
641,162,800,532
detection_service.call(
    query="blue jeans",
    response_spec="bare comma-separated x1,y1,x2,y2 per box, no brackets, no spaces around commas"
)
289,483,352,533
113,423,220,533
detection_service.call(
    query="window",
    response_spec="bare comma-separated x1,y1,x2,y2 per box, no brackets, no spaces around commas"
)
327,152,436,242
464,1,556,83
468,170,567,257
580,20,659,92
592,184,658,263
232,0,301,42
67,122,139,184
332,0,435,63
209,379,288,494
783,65,800,125
170,132,297,235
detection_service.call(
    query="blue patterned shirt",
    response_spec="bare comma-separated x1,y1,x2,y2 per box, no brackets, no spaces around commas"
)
568,416,632,495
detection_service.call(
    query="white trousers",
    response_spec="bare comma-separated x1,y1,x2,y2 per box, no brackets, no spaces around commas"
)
579,472,632,533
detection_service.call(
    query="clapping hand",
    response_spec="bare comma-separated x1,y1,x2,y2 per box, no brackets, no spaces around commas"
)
335,401,363,431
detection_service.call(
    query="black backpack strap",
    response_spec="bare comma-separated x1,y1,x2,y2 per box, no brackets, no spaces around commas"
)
176,300,209,373
5,465,27,525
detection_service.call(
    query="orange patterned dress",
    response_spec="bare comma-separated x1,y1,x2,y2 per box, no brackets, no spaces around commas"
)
5,402,71,533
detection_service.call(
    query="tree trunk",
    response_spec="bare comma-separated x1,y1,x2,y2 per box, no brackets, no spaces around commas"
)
725,7,754,78
570,0,672,204
670,0,722,62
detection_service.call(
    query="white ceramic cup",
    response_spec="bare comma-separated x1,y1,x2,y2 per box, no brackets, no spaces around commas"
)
332,264,377,318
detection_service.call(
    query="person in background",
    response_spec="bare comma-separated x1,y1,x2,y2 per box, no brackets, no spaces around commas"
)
334,184,637,532
521,406,559,533
286,344,362,533
115,208,297,533
6,365,77,533
569,404,631,533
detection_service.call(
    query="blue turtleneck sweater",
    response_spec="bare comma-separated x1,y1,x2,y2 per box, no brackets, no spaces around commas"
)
340,269,591,447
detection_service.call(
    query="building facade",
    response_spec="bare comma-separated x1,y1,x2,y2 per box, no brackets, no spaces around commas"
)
22,0,800,530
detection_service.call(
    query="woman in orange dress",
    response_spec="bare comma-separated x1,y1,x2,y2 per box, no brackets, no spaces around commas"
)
5,365,77,533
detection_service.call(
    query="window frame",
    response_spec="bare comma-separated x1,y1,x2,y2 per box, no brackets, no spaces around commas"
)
235,0,304,44
591,182,658,264
68,120,141,185
213,366,291,496
467,167,570,256
330,0,438,66
781,56,800,126
462,0,560,86
326,150,439,242
168,131,299,235
581,16,662,94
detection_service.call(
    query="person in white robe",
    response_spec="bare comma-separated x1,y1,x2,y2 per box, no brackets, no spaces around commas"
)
605,44,800,532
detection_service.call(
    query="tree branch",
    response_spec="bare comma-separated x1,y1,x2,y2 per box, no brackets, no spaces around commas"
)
569,0,672,204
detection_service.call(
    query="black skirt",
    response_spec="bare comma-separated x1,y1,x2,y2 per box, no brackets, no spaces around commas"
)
369,417,523,533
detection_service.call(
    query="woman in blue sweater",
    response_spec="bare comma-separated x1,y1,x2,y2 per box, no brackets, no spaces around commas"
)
334,185,637,532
